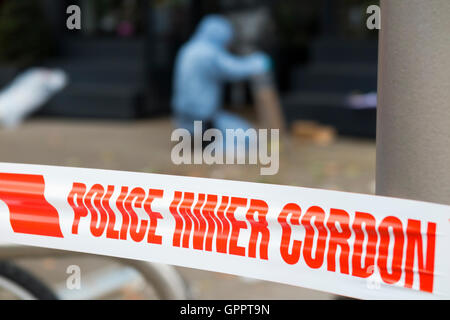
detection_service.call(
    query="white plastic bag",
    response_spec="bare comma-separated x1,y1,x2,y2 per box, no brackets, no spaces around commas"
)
0,68,68,128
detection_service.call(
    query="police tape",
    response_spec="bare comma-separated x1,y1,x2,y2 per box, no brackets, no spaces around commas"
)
0,162,449,299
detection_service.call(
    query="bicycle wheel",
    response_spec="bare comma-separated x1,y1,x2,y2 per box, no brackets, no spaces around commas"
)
0,261,58,300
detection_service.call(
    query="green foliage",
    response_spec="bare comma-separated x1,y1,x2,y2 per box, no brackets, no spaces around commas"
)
0,0,51,67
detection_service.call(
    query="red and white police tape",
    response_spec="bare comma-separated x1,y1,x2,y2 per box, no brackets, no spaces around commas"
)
0,162,449,299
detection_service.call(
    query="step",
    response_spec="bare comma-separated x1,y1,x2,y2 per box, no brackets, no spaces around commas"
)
44,58,146,85
41,83,142,119
311,38,378,63
304,63,378,76
282,92,376,137
290,63,377,93
61,37,146,58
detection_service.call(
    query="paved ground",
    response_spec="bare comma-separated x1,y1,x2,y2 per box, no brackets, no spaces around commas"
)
0,117,376,299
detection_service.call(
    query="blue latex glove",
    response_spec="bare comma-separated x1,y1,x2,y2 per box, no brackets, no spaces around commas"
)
249,52,273,73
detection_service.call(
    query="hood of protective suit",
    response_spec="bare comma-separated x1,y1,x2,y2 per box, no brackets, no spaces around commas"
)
192,15,234,47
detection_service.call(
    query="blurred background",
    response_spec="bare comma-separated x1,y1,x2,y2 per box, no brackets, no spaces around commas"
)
0,0,378,299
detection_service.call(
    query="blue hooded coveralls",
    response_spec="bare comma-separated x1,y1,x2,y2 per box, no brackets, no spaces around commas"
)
172,15,269,136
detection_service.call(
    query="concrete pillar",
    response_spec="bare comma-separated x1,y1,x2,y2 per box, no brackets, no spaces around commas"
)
376,0,450,204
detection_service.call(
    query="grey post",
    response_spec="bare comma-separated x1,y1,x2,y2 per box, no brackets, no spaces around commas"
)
376,0,450,205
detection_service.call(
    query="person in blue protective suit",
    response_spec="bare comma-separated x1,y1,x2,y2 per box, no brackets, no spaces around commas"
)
172,14,271,138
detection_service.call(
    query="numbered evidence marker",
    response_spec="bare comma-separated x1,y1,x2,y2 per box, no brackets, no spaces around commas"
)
366,5,381,30
66,5,81,30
